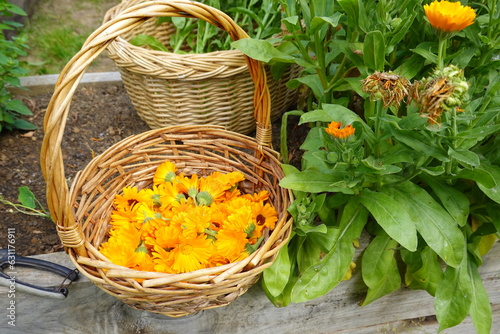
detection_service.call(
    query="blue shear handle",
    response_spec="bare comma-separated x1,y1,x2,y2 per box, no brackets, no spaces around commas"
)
0,249,79,299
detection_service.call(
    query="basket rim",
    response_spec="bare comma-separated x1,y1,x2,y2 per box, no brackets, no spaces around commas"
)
66,125,293,286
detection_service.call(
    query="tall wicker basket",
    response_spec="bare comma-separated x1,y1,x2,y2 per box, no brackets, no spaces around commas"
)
103,0,300,134
41,0,293,318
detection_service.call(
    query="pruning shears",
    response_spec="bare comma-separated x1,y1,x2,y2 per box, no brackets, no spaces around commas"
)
0,249,79,299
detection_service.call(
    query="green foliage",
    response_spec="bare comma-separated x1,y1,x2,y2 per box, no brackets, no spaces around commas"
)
130,0,283,54
18,0,104,75
0,0,35,132
0,186,51,219
234,1,500,332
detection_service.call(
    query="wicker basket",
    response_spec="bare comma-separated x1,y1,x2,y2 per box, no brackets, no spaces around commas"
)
104,0,300,134
41,0,293,318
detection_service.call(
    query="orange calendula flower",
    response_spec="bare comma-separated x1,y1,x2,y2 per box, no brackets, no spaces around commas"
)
101,160,278,275
153,161,178,185
325,121,356,139
424,1,476,35
215,229,249,262
167,234,214,273
251,202,278,240
114,186,152,211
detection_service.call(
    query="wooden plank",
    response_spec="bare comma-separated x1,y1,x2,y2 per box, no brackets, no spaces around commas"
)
1,242,499,333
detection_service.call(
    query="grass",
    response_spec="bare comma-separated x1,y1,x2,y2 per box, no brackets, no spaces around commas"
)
18,0,115,75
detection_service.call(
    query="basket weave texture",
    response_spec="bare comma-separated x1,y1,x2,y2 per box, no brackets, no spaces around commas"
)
104,0,300,134
41,0,293,318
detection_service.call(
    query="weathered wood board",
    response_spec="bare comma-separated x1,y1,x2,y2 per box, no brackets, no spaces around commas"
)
1,241,499,333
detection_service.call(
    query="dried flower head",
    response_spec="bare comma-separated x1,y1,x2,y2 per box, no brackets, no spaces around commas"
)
325,121,356,139
424,1,476,38
410,65,469,124
362,72,412,108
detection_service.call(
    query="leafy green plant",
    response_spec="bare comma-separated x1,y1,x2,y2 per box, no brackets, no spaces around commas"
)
0,0,35,132
130,0,283,54
0,186,51,220
235,0,500,333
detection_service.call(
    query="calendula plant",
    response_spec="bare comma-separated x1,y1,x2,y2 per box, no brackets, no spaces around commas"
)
235,0,499,333
130,0,283,54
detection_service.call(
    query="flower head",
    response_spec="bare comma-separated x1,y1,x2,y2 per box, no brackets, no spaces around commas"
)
410,65,469,124
325,121,356,139
362,72,412,108
153,161,178,185
424,1,476,38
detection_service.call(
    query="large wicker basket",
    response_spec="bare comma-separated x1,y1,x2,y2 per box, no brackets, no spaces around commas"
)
104,0,300,134
41,0,293,318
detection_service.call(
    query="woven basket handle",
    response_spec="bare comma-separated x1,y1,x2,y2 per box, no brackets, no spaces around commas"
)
40,0,271,255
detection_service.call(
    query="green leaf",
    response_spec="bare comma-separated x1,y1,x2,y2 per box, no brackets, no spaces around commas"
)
359,189,417,251
411,246,443,296
456,124,500,140
129,34,169,52
295,223,328,236
390,127,449,162
288,74,325,101
12,119,38,130
448,148,480,167
232,39,295,63
475,163,500,204
6,2,27,16
5,99,32,115
308,227,340,253
297,236,322,273
361,233,400,305
411,45,438,64
300,104,363,125
363,31,385,72
279,171,354,194
435,250,472,332
18,186,36,209
419,175,470,227
468,261,492,334
388,182,465,268
310,14,343,35
394,54,425,80
263,242,291,297
291,197,368,303
387,11,417,51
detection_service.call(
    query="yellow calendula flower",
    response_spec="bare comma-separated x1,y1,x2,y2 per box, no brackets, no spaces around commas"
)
102,160,278,275
176,174,200,199
242,190,270,202
114,186,152,211
214,228,249,262
146,224,181,250
325,121,356,139
224,205,255,235
168,234,214,273
424,1,476,36
178,205,212,238
152,245,176,274
251,202,278,240
153,161,178,185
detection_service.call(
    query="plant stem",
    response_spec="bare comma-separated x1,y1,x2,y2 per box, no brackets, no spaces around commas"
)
373,100,385,158
437,37,447,70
